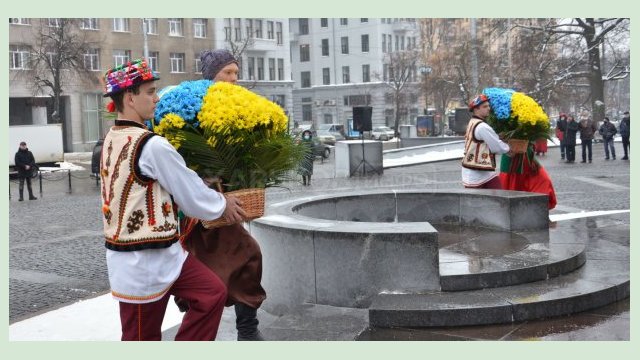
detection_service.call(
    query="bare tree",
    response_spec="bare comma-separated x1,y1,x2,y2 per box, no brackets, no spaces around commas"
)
513,18,629,122
380,49,421,136
26,19,99,125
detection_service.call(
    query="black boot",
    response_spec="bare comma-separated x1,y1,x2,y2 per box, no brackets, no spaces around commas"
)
235,303,264,341
19,185,24,201
27,184,37,200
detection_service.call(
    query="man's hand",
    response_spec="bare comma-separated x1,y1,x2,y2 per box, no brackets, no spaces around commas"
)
221,195,247,224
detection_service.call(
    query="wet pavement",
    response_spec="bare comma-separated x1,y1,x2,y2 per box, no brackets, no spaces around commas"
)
8,145,631,340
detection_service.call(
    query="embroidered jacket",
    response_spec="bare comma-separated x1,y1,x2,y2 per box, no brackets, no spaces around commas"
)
462,117,496,171
100,122,179,251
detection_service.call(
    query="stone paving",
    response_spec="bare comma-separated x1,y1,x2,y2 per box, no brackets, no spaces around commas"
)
8,145,630,340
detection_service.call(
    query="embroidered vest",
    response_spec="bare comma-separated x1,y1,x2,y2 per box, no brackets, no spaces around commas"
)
100,126,178,251
461,118,496,171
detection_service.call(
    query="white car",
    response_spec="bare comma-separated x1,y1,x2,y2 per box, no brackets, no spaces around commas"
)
370,126,395,140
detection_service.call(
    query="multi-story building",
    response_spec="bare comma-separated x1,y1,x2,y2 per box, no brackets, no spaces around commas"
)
9,18,293,152
289,18,421,130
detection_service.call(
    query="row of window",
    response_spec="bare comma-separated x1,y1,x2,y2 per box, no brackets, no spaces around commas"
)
300,64,371,88
9,45,288,81
9,18,211,38
300,34,416,62
300,104,419,124
223,19,284,44
301,18,368,33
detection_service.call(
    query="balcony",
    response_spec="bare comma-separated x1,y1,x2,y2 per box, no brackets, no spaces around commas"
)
248,37,278,52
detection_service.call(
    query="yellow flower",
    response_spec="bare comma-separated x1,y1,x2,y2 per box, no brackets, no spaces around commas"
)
511,92,549,126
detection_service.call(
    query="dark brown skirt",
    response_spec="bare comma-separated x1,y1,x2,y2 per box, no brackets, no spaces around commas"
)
181,219,266,309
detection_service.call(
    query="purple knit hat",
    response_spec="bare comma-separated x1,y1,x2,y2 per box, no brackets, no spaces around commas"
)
200,49,238,80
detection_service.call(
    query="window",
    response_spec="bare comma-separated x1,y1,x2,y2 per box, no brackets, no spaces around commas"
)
300,44,310,62
248,57,255,79
168,18,183,36
194,55,202,73
148,51,159,72
268,58,275,80
299,18,309,35
395,35,399,51
302,104,312,121
341,37,349,54
80,18,99,30
342,66,350,83
83,49,100,71
257,57,264,80
10,45,31,69
112,49,131,67
345,95,371,106
361,34,369,52
48,18,61,27
401,36,405,50
324,114,333,124
83,94,101,143
362,64,370,82
277,58,284,80
387,34,392,53
9,18,30,25
46,48,57,67
246,19,254,38
267,21,274,39
255,19,263,38
301,71,311,88
340,18,348,26
113,18,129,32
234,18,242,41
361,18,368,23
382,35,386,53
143,18,157,34
320,18,328,28
321,39,329,56
276,22,283,45
170,52,185,73
224,27,231,41
193,19,207,38
322,67,330,85
272,94,285,107
383,64,389,81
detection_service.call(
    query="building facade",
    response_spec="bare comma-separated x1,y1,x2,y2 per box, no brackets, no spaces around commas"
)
289,18,421,130
9,18,293,152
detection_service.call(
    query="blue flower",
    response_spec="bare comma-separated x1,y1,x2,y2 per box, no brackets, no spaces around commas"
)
483,87,513,120
154,80,214,124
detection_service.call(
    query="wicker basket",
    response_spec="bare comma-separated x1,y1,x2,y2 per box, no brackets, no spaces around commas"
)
201,187,265,229
508,139,530,154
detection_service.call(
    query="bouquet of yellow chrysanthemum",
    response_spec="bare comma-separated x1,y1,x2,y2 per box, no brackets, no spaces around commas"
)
153,80,306,193
483,88,551,152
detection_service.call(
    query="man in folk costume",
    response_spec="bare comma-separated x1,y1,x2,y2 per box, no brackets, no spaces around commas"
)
461,94,510,189
100,58,246,341
174,49,267,341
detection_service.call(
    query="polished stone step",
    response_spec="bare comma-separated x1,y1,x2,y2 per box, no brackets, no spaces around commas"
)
369,240,629,328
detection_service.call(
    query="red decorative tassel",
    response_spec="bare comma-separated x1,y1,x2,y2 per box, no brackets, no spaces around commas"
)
106,101,116,113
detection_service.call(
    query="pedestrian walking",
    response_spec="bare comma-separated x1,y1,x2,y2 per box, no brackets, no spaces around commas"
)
14,141,38,201
599,117,617,160
620,111,630,160
579,116,597,163
564,115,579,163
556,113,568,160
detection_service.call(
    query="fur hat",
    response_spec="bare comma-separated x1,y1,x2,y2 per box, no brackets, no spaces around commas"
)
200,49,238,80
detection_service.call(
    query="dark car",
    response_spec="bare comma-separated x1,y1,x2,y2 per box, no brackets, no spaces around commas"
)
312,137,331,159
91,139,104,177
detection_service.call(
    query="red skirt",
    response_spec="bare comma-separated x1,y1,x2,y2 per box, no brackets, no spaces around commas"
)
500,156,557,210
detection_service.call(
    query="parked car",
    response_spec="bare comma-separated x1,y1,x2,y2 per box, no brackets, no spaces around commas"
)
317,124,346,141
370,126,395,140
294,134,331,159
315,130,337,145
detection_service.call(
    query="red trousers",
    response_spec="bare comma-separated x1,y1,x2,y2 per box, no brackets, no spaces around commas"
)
119,254,227,341
465,176,503,190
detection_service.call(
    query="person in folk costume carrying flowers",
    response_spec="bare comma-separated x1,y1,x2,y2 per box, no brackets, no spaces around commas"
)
174,49,267,341
461,94,511,189
99,58,246,341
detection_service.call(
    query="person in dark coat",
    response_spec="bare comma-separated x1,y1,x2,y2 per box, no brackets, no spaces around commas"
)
620,111,630,160
556,113,568,160
579,116,598,163
564,115,579,163
175,49,267,341
599,117,617,160
298,129,315,186
14,141,38,201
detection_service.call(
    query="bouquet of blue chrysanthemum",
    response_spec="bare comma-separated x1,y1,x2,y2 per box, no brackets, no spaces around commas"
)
152,80,307,192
